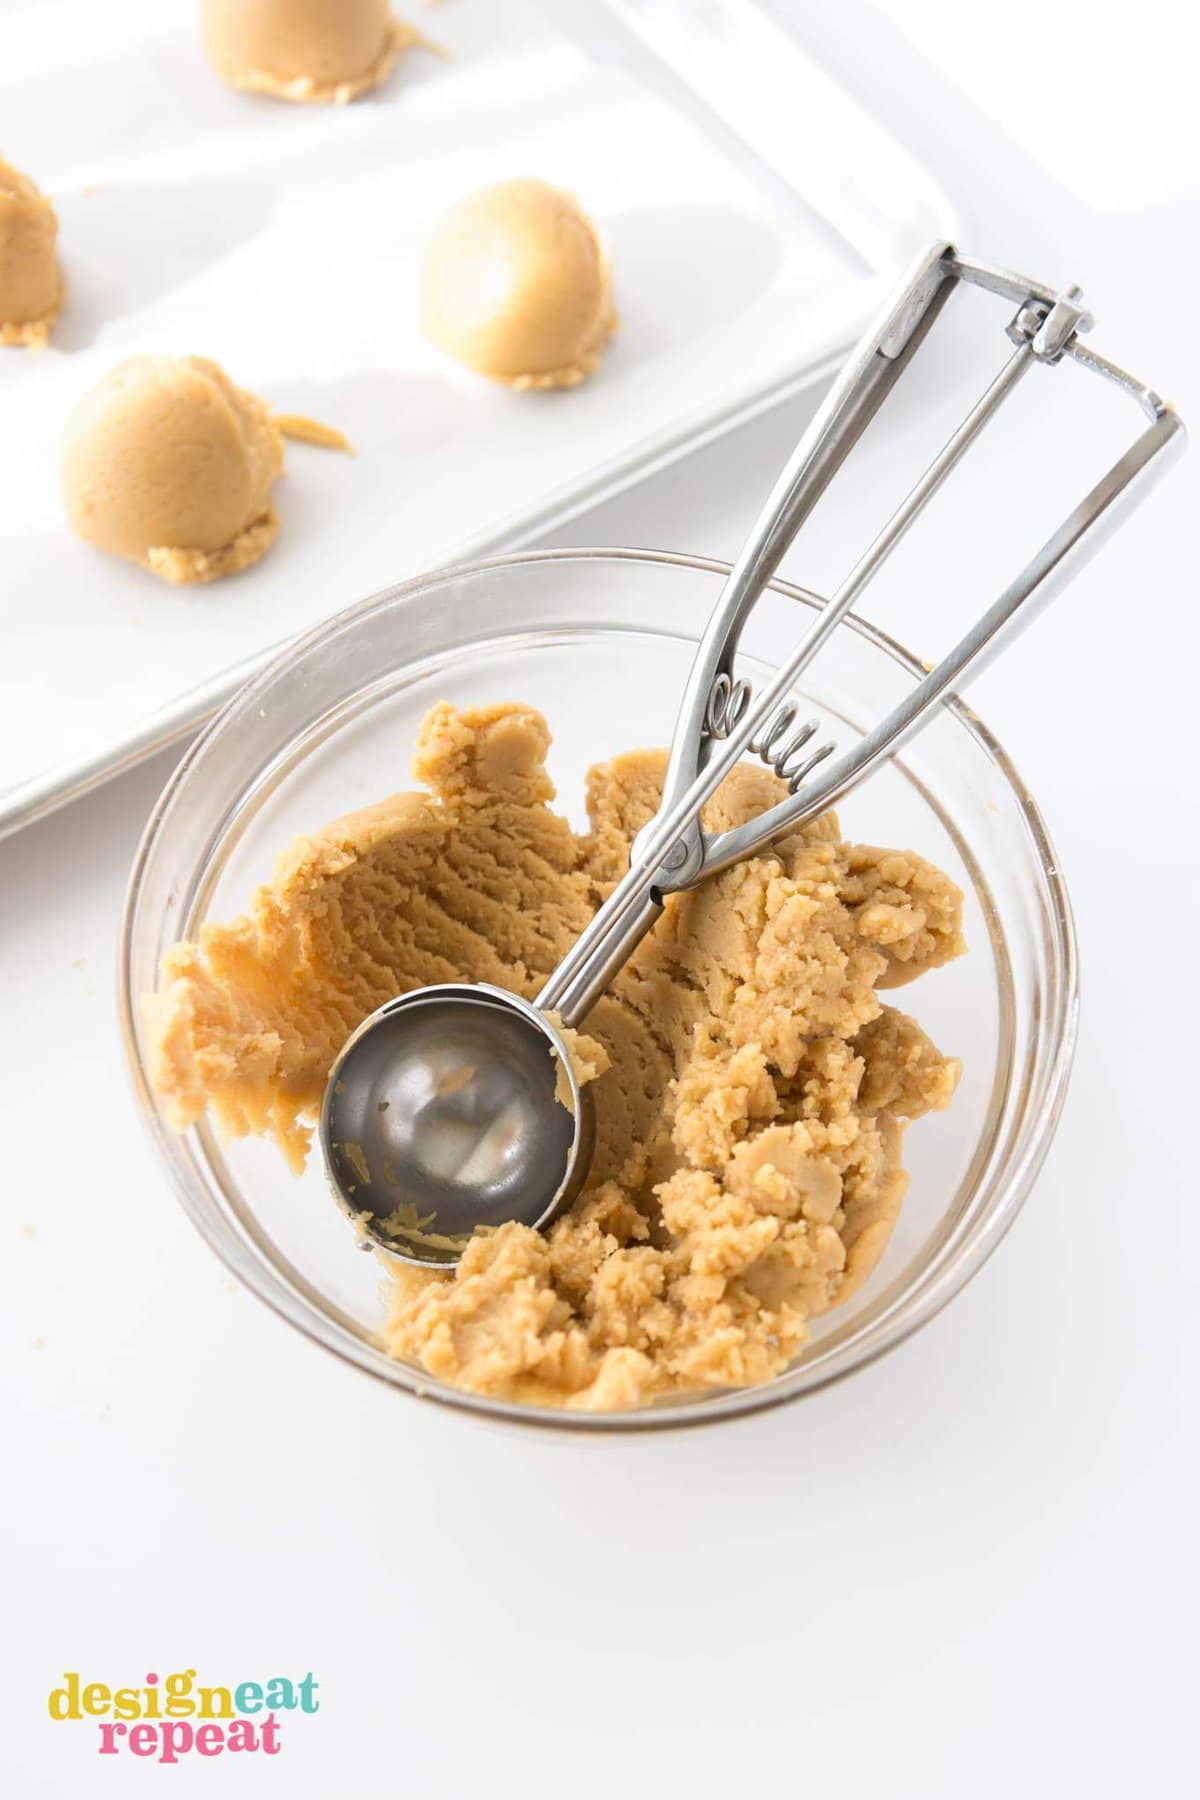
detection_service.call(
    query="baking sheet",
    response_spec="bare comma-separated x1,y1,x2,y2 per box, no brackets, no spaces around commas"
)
0,0,959,835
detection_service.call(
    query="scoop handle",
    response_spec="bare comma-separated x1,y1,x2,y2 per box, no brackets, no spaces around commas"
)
654,241,954,891
534,243,957,1027
534,243,1184,1028
535,886,662,1029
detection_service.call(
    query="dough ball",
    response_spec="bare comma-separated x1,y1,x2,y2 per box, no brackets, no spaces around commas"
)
202,0,409,104
420,179,615,388
61,355,285,585
0,157,64,349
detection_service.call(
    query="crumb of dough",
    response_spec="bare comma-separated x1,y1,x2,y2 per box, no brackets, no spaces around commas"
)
549,1016,610,1115
202,2,430,105
145,510,281,587
0,314,56,349
420,180,616,388
61,356,346,586
0,157,64,348
340,1141,373,1187
273,414,355,454
370,1204,473,1257
146,701,965,1411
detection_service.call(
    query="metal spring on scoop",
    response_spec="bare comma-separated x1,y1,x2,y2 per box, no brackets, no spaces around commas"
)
704,673,836,795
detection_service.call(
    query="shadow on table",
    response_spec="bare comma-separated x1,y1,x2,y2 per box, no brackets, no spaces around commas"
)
53,177,277,352
605,201,784,358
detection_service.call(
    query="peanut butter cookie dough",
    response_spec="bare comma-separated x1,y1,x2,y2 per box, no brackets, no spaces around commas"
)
147,702,965,1411
202,0,417,105
0,157,63,348
61,355,347,586
420,180,616,388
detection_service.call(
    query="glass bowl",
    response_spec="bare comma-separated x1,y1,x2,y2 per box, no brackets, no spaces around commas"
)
120,549,1077,1433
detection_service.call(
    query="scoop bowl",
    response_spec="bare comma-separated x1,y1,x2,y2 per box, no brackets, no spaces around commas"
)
320,983,593,1266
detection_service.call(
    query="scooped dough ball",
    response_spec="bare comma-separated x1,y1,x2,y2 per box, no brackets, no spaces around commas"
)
0,157,64,349
202,0,411,104
420,179,616,389
61,355,285,586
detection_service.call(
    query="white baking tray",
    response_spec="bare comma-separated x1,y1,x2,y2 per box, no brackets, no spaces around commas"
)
0,0,959,837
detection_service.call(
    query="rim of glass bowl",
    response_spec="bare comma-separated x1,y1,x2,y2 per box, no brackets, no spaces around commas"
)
119,547,1079,1435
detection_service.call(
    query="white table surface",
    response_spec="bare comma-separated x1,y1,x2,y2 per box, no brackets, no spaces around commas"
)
4,5,1196,1794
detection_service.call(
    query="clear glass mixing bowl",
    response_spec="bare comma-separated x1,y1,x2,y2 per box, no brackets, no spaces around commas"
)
120,550,1078,1433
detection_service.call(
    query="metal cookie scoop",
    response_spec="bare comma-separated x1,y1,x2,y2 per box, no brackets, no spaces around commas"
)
321,242,1183,1265
322,986,592,1267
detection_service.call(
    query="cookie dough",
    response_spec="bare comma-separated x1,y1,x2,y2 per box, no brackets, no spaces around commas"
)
202,0,415,104
420,180,616,388
147,702,964,1411
60,356,345,585
0,157,63,348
